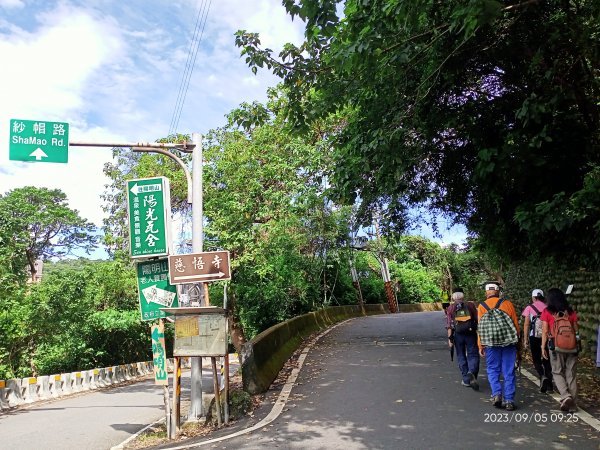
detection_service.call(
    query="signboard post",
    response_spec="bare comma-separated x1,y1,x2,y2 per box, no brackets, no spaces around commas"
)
137,258,178,321
168,251,231,284
9,119,69,163
151,320,171,438
126,177,172,259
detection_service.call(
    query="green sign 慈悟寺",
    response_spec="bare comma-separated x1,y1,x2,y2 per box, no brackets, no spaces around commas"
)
137,258,178,322
127,177,171,258
9,119,69,163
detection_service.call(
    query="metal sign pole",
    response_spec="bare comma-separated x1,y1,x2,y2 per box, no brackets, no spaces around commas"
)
224,351,230,424
189,132,204,420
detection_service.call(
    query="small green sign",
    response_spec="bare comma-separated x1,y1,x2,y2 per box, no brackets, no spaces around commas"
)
9,119,69,163
126,177,171,258
137,258,178,322
151,322,168,385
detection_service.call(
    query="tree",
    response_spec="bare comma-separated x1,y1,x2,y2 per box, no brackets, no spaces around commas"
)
236,0,600,263
100,101,357,344
0,187,97,281
203,97,354,340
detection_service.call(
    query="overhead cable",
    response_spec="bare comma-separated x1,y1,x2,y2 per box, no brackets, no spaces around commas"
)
168,0,212,136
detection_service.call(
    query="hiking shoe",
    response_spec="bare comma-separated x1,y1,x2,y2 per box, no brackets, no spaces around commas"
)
461,380,471,387
492,395,503,408
505,401,516,411
540,377,550,393
561,397,575,412
468,373,479,391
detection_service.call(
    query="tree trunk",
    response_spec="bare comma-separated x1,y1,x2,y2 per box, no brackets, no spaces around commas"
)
226,287,246,358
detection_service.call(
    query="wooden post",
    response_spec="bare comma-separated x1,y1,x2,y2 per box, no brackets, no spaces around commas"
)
172,357,181,438
211,357,222,427
164,385,171,438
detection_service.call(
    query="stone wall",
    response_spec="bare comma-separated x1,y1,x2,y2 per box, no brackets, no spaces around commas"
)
503,262,600,359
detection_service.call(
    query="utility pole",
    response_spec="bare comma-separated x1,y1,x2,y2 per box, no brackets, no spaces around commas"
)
188,132,204,419
73,136,207,419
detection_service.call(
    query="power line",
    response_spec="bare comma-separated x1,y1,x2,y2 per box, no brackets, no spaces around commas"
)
168,0,212,136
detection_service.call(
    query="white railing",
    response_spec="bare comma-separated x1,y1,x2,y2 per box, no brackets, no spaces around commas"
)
0,358,191,410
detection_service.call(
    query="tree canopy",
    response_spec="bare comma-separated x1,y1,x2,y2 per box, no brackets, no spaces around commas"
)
236,0,600,263
0,186,97,281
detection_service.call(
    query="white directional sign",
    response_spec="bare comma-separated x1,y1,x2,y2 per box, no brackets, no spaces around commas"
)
168,251,231,284
142,285,177,307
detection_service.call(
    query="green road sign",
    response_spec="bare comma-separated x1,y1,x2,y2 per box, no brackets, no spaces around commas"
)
9,119,69,163
126,177,171,258
137,258,178,322
151,322,168,384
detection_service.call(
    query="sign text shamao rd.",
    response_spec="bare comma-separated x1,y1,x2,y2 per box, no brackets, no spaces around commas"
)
168,251,231,284
9,119,69,163
126,177,172,259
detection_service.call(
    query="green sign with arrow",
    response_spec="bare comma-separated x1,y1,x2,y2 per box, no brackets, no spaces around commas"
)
126,177,171,258
9,119,69,163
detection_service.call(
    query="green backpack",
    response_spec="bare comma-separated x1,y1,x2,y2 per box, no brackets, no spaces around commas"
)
478,298,518,347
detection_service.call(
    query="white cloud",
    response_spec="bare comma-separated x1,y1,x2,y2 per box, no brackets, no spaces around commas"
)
0,0,306,237
0,0,24,9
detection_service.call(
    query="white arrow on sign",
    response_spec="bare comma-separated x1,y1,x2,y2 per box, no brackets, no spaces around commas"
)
130,182,162,196
142,285,176,307
29,148,48,160
172,272,226,282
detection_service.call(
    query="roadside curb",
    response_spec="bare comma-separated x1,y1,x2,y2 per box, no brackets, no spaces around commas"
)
520,366,600,432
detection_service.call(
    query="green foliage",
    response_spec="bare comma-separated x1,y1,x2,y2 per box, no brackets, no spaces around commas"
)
0,259,149,379
101,134,191,260
0,186,97,281
237,0,600,264
203,99,357,338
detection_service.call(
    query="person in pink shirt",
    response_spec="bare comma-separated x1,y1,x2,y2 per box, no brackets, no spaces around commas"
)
521,289,553,393
541,288,579,412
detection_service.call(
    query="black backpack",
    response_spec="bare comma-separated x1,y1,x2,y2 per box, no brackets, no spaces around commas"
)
454,302,477,334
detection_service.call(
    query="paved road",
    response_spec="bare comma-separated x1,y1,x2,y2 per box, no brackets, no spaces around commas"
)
3,313,599,450
176,312,600,449
0,366,223,450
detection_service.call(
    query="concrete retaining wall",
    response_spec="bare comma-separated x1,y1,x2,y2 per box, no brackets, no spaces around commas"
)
397,302,443,312
241,304,391,394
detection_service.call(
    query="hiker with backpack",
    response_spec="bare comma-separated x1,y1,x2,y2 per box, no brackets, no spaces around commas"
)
522,289,553,393
446,288,480,390
541,287,580,412
478,283,521,411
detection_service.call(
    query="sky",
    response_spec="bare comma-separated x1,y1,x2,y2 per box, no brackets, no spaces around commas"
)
0,0,466,258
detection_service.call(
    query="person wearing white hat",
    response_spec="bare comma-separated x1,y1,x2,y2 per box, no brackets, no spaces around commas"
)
478,282,521,411
522,289,553,393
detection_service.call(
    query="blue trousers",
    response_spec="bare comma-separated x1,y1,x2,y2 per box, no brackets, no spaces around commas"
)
455,332,480,383
485,345,517,402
